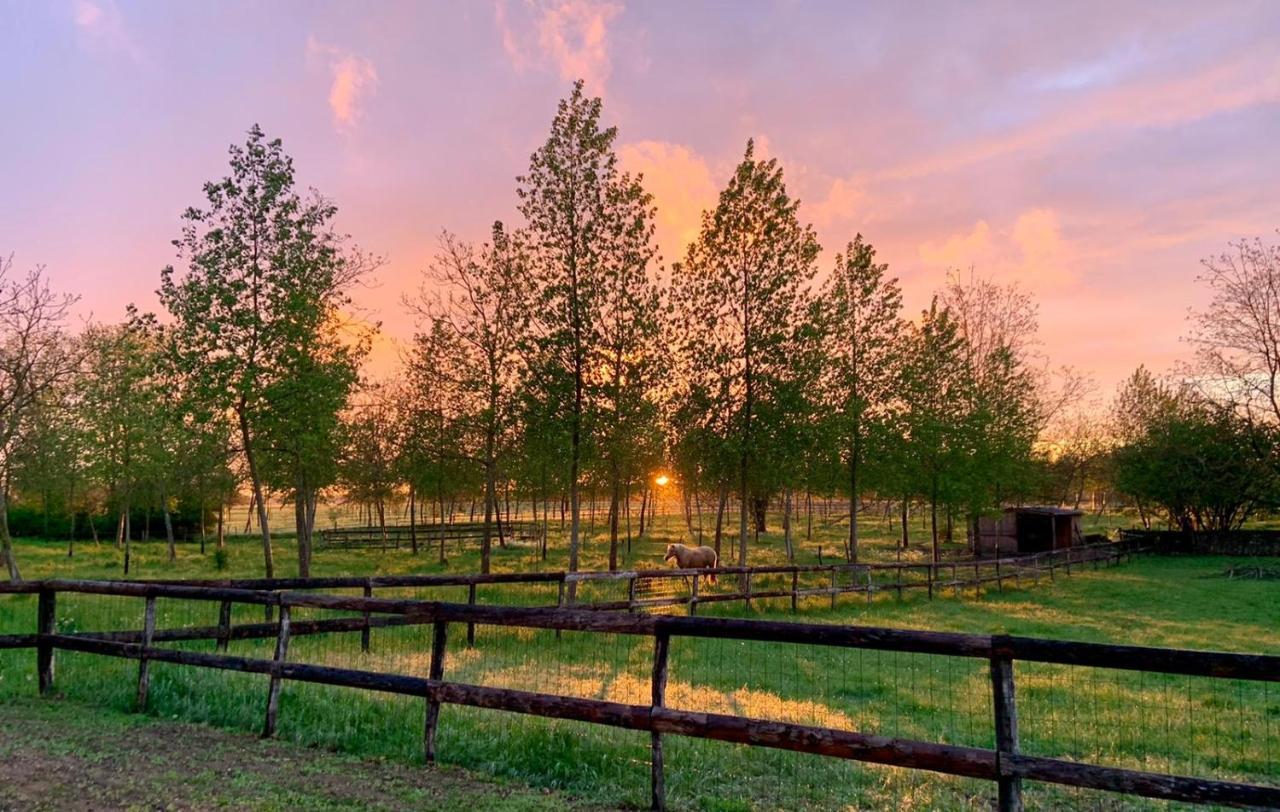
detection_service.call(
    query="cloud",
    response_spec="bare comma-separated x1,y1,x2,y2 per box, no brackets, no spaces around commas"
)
618,141,718,263
495,0,623,94
810,176,867,227
881,48,1280,181
307,38,379,131
918,208,1074,288
71,0,144,62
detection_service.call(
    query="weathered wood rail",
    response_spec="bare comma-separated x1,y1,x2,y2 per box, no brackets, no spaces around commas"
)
120,538,1149,620
316,521,543,551
7,575,1277,811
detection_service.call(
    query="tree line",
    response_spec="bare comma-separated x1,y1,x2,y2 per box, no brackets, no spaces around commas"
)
1,83,1275,582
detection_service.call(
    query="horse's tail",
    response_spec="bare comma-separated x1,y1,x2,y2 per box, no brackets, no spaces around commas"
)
709,552,718,584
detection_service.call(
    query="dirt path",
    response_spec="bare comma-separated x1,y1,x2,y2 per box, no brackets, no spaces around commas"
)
0,699,603,811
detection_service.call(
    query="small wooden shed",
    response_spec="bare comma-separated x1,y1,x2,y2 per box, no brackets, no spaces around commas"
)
976,507,1083,557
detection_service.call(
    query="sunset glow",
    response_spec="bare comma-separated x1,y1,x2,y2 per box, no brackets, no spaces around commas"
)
2,3,1278,393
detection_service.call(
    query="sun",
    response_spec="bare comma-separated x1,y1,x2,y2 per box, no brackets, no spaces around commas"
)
654,474,670,487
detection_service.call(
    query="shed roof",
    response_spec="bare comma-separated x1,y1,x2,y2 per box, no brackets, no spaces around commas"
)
1003,506,1084,517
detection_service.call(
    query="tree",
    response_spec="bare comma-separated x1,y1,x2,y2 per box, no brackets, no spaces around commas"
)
160,125,373,578
1112,375,1277,532
669,139,820,573
897,299,969,561
0,256,78,582
400,319,473,563
595,176,663,570
339,383,401,545
517,82,644,592
1188,234,1280,425
408,227,527,574
815,235,903,562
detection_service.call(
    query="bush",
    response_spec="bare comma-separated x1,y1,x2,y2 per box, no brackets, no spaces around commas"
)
213,547,230,571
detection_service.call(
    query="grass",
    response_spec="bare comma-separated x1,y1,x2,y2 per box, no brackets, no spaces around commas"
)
1,510,1277,810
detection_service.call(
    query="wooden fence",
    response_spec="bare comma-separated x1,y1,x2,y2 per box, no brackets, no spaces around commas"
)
316,520,543,551
2,576,1277,810
135,537,1149,620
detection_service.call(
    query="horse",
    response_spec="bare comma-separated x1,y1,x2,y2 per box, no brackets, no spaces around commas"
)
664,543,719,583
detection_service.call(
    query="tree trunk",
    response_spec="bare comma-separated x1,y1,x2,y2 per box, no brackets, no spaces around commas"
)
239,408,274,579
0,487,21,582
481,461,495,575
901,498,909,549
123,508,132,576
638,488,648,537
608,464,621,571
293,475,311,579
783,488,794,562
624,482,632,555
408,482,418,555
438,482,448,565
930,482,940,563
713,482,728,556
848,454,859,563
377,500,387,547
217,502,225,550
806,491,813,541
163,494,176,562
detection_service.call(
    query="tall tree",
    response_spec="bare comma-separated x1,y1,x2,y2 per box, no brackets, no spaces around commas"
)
409,227,527,574
1188,234,1280,425
815,235,903,562
595,175,663,570
0,256,78,582
159,125,372,578
897,299,969,561
517,82,640,593
670,139,820,573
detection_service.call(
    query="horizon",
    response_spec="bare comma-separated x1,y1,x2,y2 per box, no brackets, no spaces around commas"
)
3,1,1279,397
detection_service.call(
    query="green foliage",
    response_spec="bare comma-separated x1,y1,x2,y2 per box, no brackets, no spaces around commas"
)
668,138,821,565
159,124,372,577
1112,369,1278,531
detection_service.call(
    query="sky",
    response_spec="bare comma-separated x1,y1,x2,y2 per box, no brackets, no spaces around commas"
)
2,0,1278,398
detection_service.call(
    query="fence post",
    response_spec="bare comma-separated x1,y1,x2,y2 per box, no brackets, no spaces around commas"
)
37,587,56,695
829,569,837,610
689,575,699,617
627,575,637,613
864,567,873,604
790,570,798,613
467,583,477,646
262,603,291,738
216,600,232,652
990,638,1023,812
995,558,1002,592
927,564,934,600
424,619,449,763
135,596,157,711
650,631,670,812
744,571,753,611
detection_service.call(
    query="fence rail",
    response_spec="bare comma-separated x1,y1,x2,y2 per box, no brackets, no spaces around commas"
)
43,538,1144,619
6,575,1277,811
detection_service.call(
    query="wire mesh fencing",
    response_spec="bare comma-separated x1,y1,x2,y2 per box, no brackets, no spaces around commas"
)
2,580,1276,811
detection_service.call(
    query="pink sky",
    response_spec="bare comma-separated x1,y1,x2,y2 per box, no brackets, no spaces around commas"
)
2,1,1278,396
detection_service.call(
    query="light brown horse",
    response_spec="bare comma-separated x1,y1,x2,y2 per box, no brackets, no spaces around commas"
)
664,543,719,583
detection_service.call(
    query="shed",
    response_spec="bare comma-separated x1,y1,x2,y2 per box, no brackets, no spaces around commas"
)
975,507,1083,557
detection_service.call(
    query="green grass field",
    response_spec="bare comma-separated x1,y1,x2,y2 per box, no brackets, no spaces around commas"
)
1,511,1277,810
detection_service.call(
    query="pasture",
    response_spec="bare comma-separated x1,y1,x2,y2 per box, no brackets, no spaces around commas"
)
2,510,1277,810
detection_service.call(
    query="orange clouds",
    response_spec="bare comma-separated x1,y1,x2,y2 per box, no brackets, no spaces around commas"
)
918,209,1072,288
307,38,378,131
495,0,623,94
618,140,718,264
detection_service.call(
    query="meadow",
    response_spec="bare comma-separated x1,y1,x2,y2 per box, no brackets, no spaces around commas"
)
1,511,1277,810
